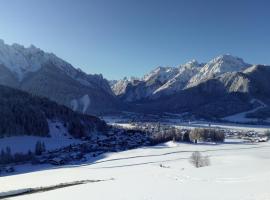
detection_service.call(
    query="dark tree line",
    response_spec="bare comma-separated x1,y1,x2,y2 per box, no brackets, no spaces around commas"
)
150,127,225,145
189,128,225,143
0,141,48,165
0,147,34,165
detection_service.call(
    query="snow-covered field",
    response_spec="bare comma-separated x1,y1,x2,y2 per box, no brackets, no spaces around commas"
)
1,140,270,200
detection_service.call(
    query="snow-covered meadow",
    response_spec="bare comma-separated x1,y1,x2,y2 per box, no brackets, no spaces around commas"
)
1,140,270,200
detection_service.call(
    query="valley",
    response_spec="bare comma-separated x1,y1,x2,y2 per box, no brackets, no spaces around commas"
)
0,41,269,200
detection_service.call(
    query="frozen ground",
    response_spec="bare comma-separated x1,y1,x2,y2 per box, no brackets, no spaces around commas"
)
1,140,270,200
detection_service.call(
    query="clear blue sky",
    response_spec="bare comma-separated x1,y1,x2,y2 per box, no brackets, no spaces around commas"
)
0,0,269,80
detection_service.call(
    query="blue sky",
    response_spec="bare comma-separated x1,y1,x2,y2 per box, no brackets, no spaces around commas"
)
0,0,269,80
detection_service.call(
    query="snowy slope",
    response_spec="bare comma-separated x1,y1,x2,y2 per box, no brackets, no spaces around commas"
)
143,66,179,83
0,40,51,81
1,141,270,200
153,60,203,96
0,121,82,154
111,77,139,96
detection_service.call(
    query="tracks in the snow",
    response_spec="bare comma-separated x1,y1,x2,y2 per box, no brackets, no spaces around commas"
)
0,179,113,199
87,144,270,169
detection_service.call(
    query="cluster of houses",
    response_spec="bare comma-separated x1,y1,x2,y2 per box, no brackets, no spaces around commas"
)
224,129,268,142
33,128,151,166
27,126,269,167
118,122,269,143
125,122,177,134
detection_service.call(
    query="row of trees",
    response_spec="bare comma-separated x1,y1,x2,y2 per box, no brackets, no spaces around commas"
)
150,127,189,145
0,141,46,165
0,147,34,165
150,127,225,145
189,128,225,143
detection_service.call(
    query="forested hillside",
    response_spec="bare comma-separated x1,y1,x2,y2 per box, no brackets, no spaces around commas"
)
0,85,107,138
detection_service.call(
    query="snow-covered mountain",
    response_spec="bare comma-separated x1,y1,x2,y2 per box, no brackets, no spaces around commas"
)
0,40,119,115
127,64,270,120
110,77,140,96
114,67,180,101
153,60,203,97
110,55,251,102
187,54,251,88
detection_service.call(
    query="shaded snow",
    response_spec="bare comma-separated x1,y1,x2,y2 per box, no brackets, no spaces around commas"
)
153,60,202,96
0,121,82,154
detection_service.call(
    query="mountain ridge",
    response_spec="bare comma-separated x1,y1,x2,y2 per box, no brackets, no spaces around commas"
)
0,39,120,115
111,54,251,101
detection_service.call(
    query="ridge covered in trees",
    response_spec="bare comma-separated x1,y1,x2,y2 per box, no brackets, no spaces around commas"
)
0,85,107,138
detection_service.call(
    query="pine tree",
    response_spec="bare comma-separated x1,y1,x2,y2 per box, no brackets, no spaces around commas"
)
35,141,42,155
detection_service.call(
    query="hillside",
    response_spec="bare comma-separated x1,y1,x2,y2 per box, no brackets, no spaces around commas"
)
0,85,107,138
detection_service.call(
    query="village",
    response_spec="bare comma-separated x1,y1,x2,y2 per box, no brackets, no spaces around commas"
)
0,122,269,175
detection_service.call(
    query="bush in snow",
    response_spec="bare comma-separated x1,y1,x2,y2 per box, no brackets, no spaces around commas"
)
189,151,210,168
265,130,270,139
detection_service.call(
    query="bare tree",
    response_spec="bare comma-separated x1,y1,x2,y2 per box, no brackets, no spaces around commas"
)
265,130,270,138
189,129,202,144
189,151,210,168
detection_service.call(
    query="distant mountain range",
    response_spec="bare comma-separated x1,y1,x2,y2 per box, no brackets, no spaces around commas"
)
0,39,269,122
111,55,251,101
111,55,270,121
